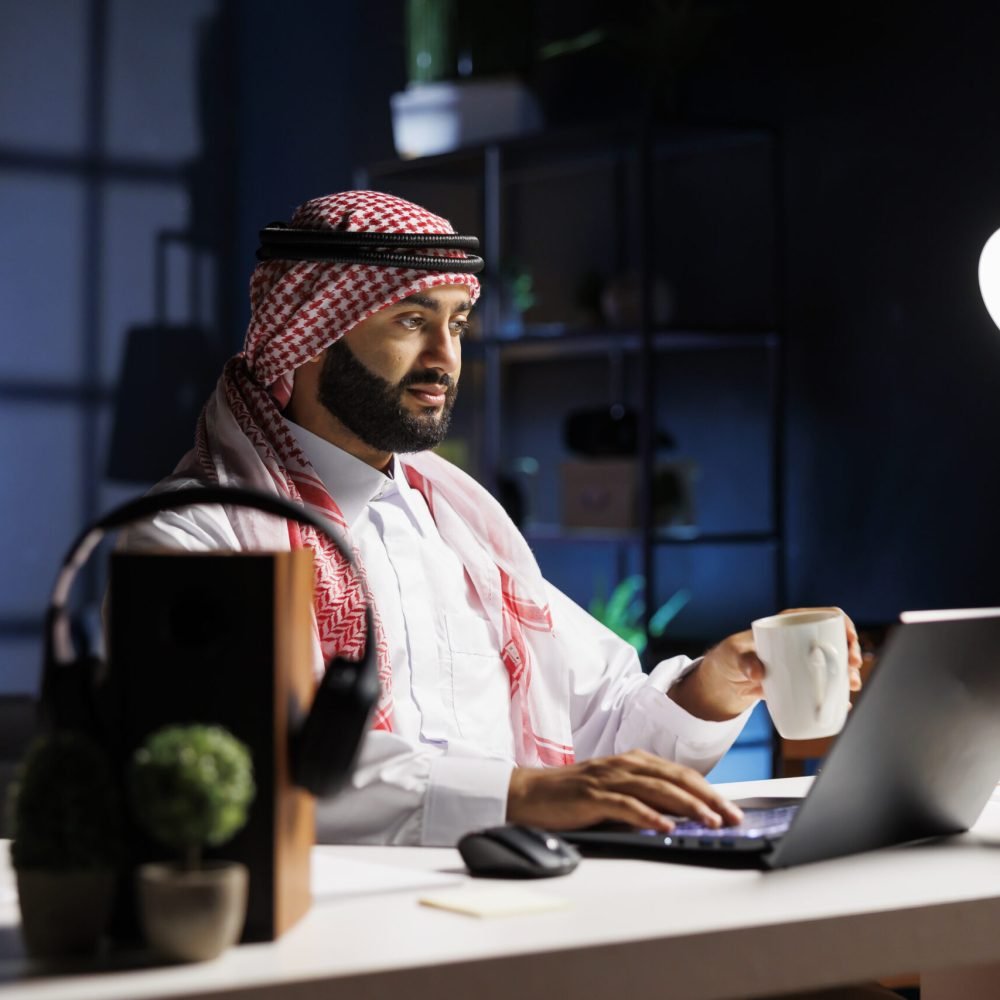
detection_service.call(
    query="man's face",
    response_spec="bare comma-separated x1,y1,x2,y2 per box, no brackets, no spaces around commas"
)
316,284,471,454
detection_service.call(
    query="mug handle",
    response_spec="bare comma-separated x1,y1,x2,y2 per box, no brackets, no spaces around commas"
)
807,642,840,718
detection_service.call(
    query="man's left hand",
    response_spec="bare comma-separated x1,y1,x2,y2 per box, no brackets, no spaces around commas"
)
668,607,864,722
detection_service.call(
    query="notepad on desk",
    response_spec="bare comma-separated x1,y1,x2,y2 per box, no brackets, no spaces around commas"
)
419,885,570,918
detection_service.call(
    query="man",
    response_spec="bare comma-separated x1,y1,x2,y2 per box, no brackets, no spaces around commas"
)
126,190,863,846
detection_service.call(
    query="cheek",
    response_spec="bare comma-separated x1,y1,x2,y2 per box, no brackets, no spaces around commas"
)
349,339,406,378
383,353,419,388
379,349,409,379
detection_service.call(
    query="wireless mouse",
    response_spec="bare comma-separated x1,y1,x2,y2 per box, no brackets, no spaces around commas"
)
457,824,581,879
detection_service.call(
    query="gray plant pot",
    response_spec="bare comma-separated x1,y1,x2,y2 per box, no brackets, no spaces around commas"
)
137,860,248,963
16,868,115,960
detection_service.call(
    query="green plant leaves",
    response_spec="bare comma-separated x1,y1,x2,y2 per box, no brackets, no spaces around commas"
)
129,725,256,861
8,732,122,871
589,575,691,655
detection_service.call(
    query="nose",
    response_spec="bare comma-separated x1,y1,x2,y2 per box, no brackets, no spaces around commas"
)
420,318,461,375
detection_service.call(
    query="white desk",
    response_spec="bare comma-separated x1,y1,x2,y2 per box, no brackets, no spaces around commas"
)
3,777,1000,1000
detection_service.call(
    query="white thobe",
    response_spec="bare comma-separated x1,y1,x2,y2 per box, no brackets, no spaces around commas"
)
122,421,752,846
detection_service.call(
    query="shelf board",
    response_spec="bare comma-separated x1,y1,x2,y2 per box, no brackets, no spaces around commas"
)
0,617,44,638
523,524,778,546
0,146,191,182
0,380,116,404
360,119,776,184
654,530,778,547
463,327,778,362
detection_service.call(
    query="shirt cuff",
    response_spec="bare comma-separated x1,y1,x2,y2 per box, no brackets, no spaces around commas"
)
633,655,755,772
422,755,514,847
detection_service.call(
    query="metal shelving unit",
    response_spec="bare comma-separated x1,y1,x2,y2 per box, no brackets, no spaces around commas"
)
356,118,786,662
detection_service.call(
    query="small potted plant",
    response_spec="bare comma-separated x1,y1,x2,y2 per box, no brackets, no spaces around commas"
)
129,724,255,963
7,731,121,960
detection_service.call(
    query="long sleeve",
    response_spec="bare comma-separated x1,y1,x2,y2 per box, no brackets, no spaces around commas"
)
313,732,513,846
547,584,754,774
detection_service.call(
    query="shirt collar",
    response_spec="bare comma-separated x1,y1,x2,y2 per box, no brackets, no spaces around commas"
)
283,418,402,527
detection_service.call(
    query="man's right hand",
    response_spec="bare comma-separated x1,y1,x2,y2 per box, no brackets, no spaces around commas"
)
505,749,745,832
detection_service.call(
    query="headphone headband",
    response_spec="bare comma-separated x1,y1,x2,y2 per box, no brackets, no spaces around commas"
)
44,484,377,798
48,485,358,665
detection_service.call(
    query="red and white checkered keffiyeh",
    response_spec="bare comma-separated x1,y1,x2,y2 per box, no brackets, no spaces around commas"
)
175,191,574,767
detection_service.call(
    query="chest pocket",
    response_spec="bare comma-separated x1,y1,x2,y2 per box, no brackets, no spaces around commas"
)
445,614,512,751
445,614,497,656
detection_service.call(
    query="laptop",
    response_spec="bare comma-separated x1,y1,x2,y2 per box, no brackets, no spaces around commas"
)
564,609,1000,869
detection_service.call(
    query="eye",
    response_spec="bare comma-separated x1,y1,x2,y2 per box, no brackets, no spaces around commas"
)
450,318,470,337
397,314,424,330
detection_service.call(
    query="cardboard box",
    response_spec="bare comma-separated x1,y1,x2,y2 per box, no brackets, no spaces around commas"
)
560,459,697,531
561,460,640,530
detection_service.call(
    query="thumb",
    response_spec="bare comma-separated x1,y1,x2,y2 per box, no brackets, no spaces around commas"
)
739,651,765,683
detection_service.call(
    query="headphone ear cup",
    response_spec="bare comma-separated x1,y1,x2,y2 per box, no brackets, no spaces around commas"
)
39,653,103,738
291,646,379,798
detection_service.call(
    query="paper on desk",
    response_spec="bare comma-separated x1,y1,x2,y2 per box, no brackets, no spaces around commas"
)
311,853,461,901
419,885,570,918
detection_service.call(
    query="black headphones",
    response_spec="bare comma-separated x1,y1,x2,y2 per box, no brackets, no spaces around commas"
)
41,485,379,799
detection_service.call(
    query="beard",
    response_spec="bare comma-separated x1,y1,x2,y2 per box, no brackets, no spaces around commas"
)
316,337,458,454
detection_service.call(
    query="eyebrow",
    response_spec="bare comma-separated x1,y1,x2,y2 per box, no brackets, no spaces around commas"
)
397,293,472,314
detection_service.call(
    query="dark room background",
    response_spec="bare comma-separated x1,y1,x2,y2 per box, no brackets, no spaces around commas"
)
2,0,999,780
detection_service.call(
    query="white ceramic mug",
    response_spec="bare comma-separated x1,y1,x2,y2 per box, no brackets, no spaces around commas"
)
751,610,850,740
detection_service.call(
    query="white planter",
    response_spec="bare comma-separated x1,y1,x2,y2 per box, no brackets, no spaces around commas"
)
390,78,543,159
137,861,248,963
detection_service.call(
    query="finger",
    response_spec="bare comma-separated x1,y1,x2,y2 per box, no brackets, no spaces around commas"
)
614,775,728,827
596,791,675,832
623,755,745,824
739,651,766,686
849,666,862,691
848,637,863,669
820,607,862,670
842,612,859,645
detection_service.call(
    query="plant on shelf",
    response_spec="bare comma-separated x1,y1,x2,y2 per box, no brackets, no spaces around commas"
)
589,576,690,656
7,731,122,960
129,723,256,962
499,258,537,337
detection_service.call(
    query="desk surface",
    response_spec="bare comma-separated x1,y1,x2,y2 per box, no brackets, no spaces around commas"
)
3,777,1000,1000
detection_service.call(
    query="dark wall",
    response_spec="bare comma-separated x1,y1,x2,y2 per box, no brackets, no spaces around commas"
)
229,0,1000,626
680,1,1000,621
229,0,405,339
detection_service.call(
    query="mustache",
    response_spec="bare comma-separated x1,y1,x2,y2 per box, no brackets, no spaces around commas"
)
400,370,454,390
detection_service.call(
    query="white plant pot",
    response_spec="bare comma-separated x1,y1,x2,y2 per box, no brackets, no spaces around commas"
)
137,860,248,963
390,77,543,159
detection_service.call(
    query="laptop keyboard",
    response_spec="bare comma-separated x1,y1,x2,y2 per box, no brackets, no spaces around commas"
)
635,804,799,842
